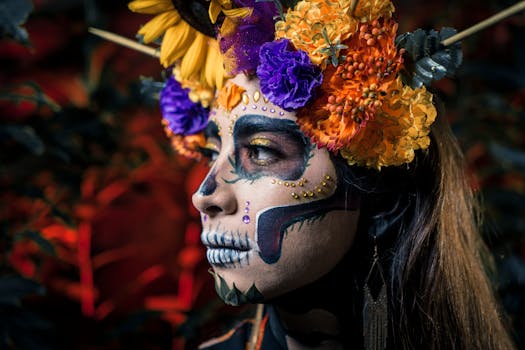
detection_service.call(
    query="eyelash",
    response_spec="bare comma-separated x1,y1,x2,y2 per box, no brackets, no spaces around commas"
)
200,147,219,163
245,144,281,166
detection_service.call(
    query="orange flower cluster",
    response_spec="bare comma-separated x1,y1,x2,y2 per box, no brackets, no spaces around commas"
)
340,77,436,168
297,15,436,169
162,122,206,160
275,0,358,66
298,18,403,150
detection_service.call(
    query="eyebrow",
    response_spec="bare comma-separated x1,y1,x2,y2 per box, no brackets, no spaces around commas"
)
205,121,220,140
233,114,308,142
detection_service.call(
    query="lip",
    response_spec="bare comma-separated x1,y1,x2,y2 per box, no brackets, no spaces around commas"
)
201,231,252,251
201,231,253,267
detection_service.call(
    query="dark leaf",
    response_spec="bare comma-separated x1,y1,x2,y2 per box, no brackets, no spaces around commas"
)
140,76,164,99
0,0,33,44
0,304,55,350
0,125,45,155
397,27,462,88
14,231,56,256
489,142,525,171
0,276,44,306
0,81,61,112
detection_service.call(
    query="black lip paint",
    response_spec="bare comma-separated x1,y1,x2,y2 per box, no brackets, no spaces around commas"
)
256,186,357,264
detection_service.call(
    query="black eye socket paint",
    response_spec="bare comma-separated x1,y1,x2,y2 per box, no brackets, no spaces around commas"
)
205,120,220,140
199,168,218,196
231,114,312,181
255,183,359,264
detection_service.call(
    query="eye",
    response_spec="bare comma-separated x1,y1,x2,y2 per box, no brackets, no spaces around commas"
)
246,144,280,166
199,141,220,164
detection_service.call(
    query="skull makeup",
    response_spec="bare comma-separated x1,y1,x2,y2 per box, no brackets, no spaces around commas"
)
192,75,360,303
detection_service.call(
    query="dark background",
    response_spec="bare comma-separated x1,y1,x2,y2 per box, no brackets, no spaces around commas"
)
1,0,524,349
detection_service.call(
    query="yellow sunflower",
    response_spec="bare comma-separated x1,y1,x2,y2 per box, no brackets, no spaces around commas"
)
128,0,226,99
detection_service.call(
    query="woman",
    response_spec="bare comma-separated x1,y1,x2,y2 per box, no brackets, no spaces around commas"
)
127,0,515,348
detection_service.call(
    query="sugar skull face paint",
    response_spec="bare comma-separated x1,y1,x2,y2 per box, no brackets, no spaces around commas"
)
192,75,360,302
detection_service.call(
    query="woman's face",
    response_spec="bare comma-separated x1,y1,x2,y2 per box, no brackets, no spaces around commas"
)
192,75,360,304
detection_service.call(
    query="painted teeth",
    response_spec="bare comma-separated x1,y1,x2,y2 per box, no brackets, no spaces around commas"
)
206,248,250,267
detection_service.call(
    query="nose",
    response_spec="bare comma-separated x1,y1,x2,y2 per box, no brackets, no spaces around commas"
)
192,165,238,218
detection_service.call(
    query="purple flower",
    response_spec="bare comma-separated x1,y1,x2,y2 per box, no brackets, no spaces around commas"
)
159,76,208,136
257,39,323,110
219,0,277,75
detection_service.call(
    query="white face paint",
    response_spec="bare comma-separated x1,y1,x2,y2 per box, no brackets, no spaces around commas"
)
192,75,360,302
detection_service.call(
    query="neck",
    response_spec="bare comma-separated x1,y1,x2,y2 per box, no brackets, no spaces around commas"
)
267,252,362,349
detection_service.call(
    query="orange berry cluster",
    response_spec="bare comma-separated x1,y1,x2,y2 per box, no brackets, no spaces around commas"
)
325,18,403,125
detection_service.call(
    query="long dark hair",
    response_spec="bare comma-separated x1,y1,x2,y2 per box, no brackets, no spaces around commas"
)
339,104,515,349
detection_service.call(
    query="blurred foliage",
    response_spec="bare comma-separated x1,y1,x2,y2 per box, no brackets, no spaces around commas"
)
0,0,524,349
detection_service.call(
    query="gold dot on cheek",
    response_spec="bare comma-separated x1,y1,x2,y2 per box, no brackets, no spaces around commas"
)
286,174,334,201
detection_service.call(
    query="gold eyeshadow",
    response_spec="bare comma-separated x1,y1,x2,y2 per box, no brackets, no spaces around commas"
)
249,137,272,148
204,141,220,153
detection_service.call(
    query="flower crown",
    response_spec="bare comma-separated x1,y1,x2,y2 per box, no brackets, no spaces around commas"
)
129,0,462,169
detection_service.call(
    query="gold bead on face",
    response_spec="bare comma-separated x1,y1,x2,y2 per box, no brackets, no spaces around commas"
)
270,175,334,200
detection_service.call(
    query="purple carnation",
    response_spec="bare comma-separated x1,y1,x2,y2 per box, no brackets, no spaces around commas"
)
219,0,277,75
159,76,208,136
257,39,323,110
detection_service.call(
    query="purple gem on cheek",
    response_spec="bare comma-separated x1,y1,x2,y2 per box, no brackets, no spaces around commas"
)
242,215,251,224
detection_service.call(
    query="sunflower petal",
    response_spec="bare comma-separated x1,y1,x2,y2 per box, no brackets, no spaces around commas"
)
160,22,194,67
209,1,222,24
203,40,225,89
138,10,181,43
181,32,207,80
128,0,174,14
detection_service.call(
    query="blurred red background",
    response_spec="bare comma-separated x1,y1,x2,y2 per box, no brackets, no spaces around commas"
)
1,0,524,349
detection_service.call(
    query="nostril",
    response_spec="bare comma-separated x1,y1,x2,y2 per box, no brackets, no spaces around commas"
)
205,205,222,216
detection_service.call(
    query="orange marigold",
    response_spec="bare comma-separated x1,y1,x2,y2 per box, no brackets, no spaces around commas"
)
340,77,437,169
275,0,359,66
297,18,403,152
163,122,206,160
353,0,395,22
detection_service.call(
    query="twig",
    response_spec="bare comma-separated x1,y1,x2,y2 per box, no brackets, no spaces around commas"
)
247,304,264,350
88,27,160,58
441,1,525,46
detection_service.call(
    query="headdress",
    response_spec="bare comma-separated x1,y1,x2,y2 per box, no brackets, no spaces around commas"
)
127,0,463,169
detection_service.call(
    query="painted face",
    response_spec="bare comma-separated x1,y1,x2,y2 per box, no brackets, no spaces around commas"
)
192,75,360,304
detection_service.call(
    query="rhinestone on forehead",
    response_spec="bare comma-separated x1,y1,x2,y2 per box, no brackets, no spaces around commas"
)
240,89,288,116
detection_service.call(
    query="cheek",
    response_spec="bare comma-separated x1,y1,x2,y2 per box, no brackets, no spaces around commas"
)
253,175,350,264
256,210,359,298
